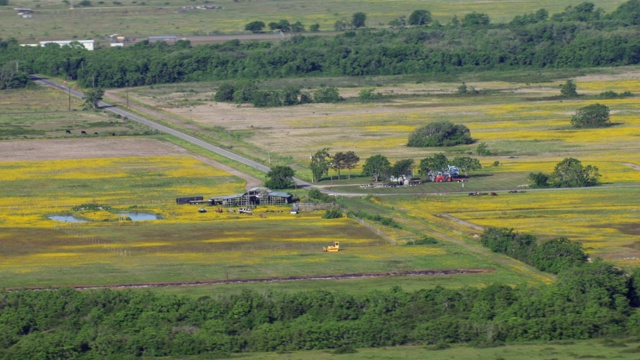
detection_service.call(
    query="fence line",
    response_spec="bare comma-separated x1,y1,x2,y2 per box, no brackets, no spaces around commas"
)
349,216,396,245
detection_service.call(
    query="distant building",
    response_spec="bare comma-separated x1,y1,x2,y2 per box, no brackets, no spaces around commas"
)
39,40,95,51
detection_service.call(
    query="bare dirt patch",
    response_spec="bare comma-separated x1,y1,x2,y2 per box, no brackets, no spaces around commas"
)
0,138,189,161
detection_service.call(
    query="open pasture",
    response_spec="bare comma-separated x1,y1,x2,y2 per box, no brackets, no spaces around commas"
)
0,147,540,290
142,68,640,187
0,0,626,43
378,186,640,267
0,87,151,139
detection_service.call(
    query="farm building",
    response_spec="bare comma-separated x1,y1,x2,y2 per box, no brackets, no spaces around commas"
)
210,187,293,207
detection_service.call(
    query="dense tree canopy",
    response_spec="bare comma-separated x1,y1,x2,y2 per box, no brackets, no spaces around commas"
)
2,1,640,90
409,10,432,26
265,165,295,189
571,103,611,128
408,121,473,147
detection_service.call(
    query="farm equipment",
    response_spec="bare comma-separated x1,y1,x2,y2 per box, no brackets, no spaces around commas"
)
238,207,253,215
322,241,340,252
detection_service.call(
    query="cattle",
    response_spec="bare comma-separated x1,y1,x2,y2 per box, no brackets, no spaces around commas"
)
490,192,498,196
81,130,87,135
65,130,71,134
112,133,116,136
94,132,98,135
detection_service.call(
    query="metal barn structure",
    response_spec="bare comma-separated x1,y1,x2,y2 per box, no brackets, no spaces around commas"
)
209,187,293,207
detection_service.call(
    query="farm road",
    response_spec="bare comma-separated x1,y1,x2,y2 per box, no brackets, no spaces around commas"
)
32,76,310,189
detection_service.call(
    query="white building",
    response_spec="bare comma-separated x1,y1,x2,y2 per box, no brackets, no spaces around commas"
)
38,40,95,51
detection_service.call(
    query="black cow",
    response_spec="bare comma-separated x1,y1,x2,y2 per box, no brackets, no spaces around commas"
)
65,130,71,134
81,130,87,135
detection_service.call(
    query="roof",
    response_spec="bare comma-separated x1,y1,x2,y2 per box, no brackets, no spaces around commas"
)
210,193,245,200
268,192,292,198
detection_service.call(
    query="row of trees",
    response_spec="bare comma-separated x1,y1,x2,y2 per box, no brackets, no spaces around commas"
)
214,82,341,107
360,153,481,183
3,1,640,89
310,149,360,183
245,20,319,34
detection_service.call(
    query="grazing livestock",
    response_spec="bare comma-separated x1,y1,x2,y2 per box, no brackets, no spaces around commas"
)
490,192,498,196
65,130,71,134
81,131,87,135
112,133,116,136
94,132,98,135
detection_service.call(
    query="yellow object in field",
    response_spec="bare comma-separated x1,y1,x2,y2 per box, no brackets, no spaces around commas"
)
322,241,340,252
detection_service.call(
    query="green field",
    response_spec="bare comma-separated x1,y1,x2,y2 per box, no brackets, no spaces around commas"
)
0,0,627,43
232,338,640,360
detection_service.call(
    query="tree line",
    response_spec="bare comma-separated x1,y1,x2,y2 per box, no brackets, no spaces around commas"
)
1,236,640,358
2,1,640,89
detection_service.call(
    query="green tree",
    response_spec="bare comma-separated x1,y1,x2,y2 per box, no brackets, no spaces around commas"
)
418,153,448,178
462,12,490,26
358,88,382,100
342,151,360,179
265,165,295,189
550,157,600,187
571,103,610,128
214,82,235,102
352,12,367,28
390,159,414,179
245,21,266,33
362,154,391,182
451,156,481,177
269,20,291,32
528,172,550,188
0,0,9,6
310,148,332,183
561,80,578,97
82,88,104,110
409,10,432,26
309,23,320,32
388,16,407,28
408,121,473,147
290,21,305,33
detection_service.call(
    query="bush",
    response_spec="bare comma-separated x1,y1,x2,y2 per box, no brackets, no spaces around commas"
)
358,88,383,101
308,189,333,202
322,209,343,219
214,83,235,102
408,121,473,147
314,87,342,103
405,236,438,245
561,79,578,97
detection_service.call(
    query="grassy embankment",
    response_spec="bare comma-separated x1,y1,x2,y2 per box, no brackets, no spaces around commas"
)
0,0,626,43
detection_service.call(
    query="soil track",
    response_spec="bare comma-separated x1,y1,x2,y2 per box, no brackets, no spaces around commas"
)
16,269,493,291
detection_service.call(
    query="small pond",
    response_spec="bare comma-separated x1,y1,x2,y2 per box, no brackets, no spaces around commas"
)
119,212,159,221
49,215,86,223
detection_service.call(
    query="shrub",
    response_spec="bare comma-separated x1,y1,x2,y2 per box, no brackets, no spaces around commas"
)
322,209,343,219
314,87,341,103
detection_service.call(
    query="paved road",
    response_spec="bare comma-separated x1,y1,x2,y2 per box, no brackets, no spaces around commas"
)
32,75,311,188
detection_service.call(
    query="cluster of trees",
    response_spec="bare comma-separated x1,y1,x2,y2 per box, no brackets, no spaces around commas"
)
214,82,340,107
2,237,640,357
571,103,611,128
389,9,433,28
309,148,360,183
359,153,481,183
3,1,640,89
481,227,588,274
408,121,473,147
334,12,367,31
245,20,318,34
529,157,600,188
